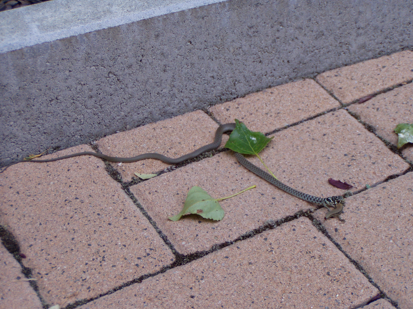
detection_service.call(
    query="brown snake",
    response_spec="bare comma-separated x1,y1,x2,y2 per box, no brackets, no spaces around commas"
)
14,123,348,219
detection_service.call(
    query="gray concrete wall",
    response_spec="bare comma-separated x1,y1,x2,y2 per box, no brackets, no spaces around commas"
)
1,0,412,167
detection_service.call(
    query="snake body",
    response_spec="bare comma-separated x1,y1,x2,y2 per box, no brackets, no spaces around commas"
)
22,124,237,164
24,123,345,218
234,152,345,214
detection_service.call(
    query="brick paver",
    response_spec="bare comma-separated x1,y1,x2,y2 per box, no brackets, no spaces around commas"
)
313,172,413,309
316,50,413,104
348,82,413,162
0,146,174,307
210,78,340,132
97,111,221,182
1,50,412,308
79,218,378,309
0,244,43,308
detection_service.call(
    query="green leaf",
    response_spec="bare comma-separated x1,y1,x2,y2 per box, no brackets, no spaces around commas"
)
169,186,225,221
134,173,157,180
225,119,273,155
395,123,413,148
225,119,277,179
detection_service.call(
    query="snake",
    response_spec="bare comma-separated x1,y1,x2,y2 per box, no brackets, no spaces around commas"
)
21,123,346,219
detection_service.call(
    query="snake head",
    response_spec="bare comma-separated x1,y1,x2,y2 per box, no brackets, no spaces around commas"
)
323,194,351,221
323,195,345,207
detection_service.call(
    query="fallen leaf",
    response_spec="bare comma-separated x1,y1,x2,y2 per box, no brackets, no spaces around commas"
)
357,94,374,103
225,119,277,179
328,178,353,190
134,173,157,180
225,119,273,155
395,123,413,148
169,186,225,221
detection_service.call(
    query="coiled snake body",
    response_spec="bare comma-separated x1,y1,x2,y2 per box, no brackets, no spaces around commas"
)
22,123,346,219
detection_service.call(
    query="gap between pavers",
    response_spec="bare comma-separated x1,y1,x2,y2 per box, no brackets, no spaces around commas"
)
96,110,222,183
209,78,341,132
78,217,378,308
131,110,409,255
347,82,413,163
316,50,413,104
0,145,175,307
363,299,396,309
313,172,413,309
0,244,43,309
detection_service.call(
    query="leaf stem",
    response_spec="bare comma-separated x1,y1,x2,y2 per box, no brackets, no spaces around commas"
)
256,153,277,180
24,147,51,161
215,185,256,202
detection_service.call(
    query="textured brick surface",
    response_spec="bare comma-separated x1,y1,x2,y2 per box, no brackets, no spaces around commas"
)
348,82,413,162
209,79,340,132
131,110,408,254
0,146,174,307
314,172,413,309
401,147,413,164
132,151,278,255
79,218,378,309
97,111,221,182
0,244,43,309
317,50,413,104
234,110,409,194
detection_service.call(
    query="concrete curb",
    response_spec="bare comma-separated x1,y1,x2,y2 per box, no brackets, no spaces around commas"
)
1,0,412,167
